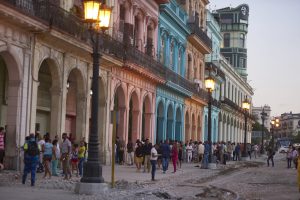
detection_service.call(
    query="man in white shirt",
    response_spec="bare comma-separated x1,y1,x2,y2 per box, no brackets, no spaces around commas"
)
186,143,193,163
61,133,71,179
198,141,204,165
150,144,158,181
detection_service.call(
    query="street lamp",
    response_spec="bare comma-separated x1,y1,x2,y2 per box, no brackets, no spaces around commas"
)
205,74,215,168
271,118,280,151
241,97,250,159
260,108,267,154
80,0,111,184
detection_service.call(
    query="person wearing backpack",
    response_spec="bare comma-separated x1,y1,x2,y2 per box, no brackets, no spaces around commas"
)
22,133,40,186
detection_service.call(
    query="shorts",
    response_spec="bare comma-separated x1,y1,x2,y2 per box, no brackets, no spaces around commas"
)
43,155,52,162
136,157,143,163
71,158,78,164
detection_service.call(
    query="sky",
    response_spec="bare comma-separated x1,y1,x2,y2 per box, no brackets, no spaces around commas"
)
209,0,300,116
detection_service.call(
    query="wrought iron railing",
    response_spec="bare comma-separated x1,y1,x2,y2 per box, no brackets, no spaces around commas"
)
188,22,212,49
221,97,255,119
1,0,209,101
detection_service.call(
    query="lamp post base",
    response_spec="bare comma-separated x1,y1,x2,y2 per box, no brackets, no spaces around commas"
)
241,156,250,161
80,161,104,183
75,182,109,195
208,163,217,169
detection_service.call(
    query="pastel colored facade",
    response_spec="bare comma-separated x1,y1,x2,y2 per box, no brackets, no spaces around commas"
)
203,9,224,142
1,0,249,170
204,7,254,144
156,0,189,143
179,0,211,143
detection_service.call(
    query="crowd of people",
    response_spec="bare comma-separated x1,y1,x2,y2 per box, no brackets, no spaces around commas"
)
115,138,262,181
21,132,87,186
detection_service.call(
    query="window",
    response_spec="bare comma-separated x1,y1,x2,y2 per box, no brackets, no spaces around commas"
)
160,37,165,63
178,50,181,75
240,58,246,68
240,33,245,48
224,33,230,47
170,41,174,68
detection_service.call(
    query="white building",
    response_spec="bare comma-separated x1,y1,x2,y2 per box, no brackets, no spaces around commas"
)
252,105,272,131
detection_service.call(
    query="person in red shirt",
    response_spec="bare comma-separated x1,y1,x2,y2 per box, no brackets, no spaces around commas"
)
171,141,178,173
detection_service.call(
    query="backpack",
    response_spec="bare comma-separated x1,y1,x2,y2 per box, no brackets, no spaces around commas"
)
27,140,39,156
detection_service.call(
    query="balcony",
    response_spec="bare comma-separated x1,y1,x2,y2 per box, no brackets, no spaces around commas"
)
188,22,212,53
205,62,225,81
1,0,208,102
221,97,254,119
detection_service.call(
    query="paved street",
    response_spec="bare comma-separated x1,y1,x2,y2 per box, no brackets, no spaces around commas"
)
0,152,298,200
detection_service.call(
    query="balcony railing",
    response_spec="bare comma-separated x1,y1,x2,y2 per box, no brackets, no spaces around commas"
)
221,97,255,119
1,0,209,101
188,22,212,49
205,62,226,80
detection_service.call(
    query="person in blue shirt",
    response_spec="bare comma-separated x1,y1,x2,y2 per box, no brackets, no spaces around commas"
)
22,134,40,186
161,140,170,173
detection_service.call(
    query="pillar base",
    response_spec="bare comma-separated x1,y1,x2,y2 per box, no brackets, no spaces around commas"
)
4,156,18,170
75,182,109,195
208,163,217,169
241,156,250,161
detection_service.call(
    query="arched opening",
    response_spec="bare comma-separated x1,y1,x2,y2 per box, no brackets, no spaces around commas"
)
36,59,61,139
113,85,126,142
175,107,182,141
197,115,201,141
146,23,154,56
142,95,152,140
66,68,85,143
128,90,140,142
0,56,8,128
166,104,174,140
156,101,164,143
0,51,21,169
185,111,190,142
192,114,196,140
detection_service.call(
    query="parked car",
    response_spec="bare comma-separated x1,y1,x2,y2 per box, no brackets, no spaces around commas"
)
279,146,289,153
293,143,300,148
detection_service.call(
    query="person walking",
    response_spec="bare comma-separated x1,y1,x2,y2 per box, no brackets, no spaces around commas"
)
171,142,178,173
161,140,170,173
61,133,71,180
286,145,293,169
150,144,159,181
186,142,193,163
247,143,252,160
22,134,40,186
292,146,298,169
253,144,258,159
126,140,134,165
198,141,204,167
267,147,274,167
143,139,152,173
51,140,59,176
42,138,53,179
78,141,86,176
135,142,143,172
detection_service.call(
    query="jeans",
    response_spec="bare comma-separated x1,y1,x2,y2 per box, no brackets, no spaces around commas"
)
78,157,85,176
144,155,151,172
150,160,157,180
162,157,169,172
287,158,292,168
51,159,58,176
267,155,274,167
22,155,38,186
202,153,208,168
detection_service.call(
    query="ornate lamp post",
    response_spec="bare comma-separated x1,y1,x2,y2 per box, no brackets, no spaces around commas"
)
204,74,215,167
241,97,250,159
260,108,267,154
270,118,280,151
81,0,111,184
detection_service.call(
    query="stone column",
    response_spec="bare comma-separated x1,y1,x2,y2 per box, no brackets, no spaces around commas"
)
5,80,21,169
49,86,62,140
219,120,223,142
144,113,153,140
118,106,127,142
131,110,140,142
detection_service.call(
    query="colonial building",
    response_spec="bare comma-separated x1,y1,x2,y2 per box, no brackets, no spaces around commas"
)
206,5,254,144
0,0,211,169
213,4,249,80
252,105,272,131
274,112,300,138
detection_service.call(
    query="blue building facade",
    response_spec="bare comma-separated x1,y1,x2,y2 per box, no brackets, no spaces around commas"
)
203,10,224,142
155,0,191,143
